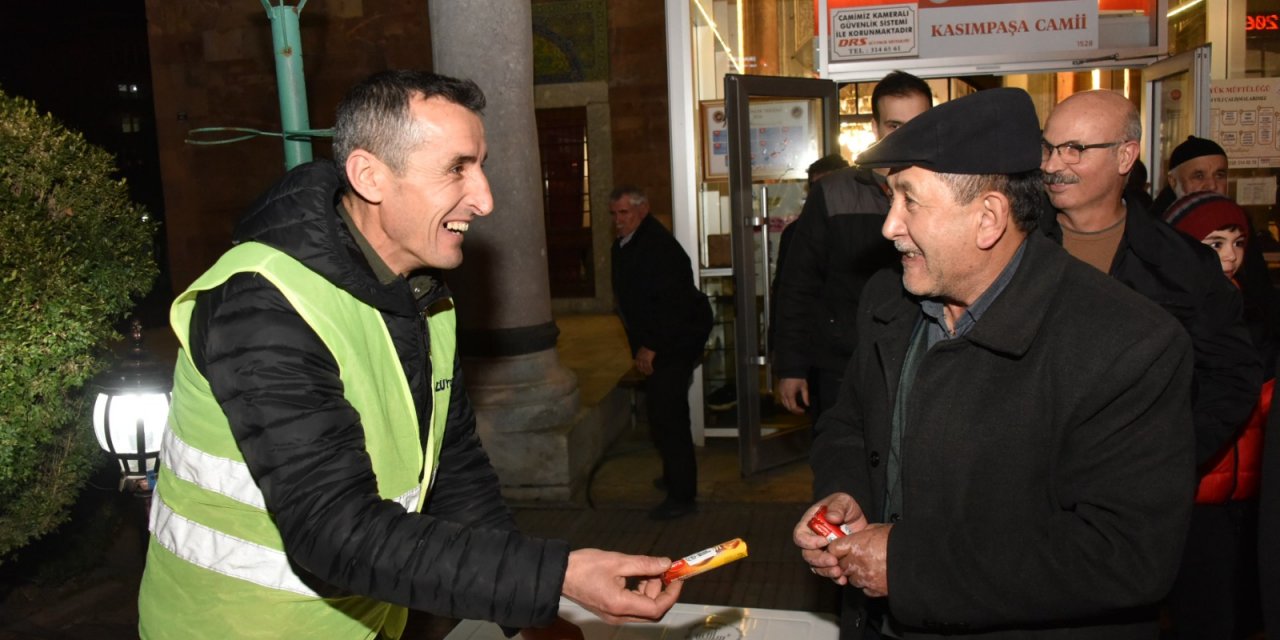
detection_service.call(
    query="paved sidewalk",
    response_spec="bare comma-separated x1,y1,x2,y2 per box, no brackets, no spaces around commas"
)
1,436,834,640
0,507,834,639
1,314,836,638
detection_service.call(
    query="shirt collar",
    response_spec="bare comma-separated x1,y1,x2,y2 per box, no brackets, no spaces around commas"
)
920,239,1027,344
337,201,399,286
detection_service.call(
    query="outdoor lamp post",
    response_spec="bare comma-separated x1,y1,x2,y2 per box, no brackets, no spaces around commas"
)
92,318,171,496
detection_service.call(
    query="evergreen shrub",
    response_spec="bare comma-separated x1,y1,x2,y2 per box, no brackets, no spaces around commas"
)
0,88,158,562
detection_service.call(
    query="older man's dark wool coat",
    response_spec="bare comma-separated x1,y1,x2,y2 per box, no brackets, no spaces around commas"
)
813,232,1196,639
611,214,713,365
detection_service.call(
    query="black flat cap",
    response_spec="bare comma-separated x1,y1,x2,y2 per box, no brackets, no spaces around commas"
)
857,87,1041,175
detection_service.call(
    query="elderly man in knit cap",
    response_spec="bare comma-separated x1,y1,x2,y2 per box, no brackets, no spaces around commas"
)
1151,135,1230,217
795,87,1195,639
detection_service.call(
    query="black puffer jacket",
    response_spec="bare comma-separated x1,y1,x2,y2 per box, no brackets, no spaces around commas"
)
186,161,568,628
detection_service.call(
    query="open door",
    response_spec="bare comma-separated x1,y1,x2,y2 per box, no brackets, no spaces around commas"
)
723,74,839,476
1143,45,1212,190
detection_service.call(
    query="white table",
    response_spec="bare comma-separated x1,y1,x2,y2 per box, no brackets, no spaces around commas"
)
443,598,839,640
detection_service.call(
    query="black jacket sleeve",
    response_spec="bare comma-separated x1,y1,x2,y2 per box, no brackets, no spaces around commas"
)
773,186,831,379
808,267,890,504
1181,241,1263,465
191,273,568,628
422,360,518,529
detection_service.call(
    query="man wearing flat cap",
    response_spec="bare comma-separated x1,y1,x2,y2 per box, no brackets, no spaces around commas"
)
794,88,1196,639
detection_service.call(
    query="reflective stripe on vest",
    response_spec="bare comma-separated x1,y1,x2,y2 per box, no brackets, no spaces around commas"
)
151,496,319,597
159,427,421,513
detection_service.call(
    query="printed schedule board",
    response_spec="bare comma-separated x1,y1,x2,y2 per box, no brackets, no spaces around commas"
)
1210,78,1280,169
827,0,1098,62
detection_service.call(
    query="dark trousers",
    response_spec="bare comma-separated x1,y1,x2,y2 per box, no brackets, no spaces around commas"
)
1168,500,1261,639
808,366,846,421
646,359,697,502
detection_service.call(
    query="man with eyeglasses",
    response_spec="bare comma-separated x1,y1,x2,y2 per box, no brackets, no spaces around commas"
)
1040,91,1261,636
1040,88,1258,463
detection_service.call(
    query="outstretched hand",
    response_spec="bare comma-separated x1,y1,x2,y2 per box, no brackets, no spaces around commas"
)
561,548,683,625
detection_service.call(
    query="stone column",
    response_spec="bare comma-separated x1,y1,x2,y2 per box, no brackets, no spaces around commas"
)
427,1,588,502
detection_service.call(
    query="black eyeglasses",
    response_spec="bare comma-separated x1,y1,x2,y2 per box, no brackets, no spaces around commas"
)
1040,140,1123,165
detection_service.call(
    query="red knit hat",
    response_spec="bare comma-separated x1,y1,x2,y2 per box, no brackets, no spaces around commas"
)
1163,191,1249,246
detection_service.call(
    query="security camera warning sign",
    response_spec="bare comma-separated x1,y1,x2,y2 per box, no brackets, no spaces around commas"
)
830,3,918,61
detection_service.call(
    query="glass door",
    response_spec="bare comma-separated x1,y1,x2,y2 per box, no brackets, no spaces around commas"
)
1143,45,1212,188
723,73,838,476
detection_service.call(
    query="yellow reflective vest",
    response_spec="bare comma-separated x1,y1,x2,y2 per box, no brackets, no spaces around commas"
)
138,242,454,639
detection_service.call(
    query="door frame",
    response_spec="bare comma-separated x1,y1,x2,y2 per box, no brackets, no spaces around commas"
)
725,73,839,476
1142,45,1213,190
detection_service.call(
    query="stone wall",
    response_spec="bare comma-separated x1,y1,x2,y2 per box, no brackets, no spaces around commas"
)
605,0,673,228
145,0,670,293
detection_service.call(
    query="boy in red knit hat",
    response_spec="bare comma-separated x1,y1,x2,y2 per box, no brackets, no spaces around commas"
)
1165,190,1251,281
1165,189,1270,638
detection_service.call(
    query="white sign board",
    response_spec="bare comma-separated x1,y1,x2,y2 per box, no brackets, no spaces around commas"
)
1236,176,1277,206
703,100,818,181
1210,78,1280,169
826,0,1098,62
917,0,1098,57
830,4,918,61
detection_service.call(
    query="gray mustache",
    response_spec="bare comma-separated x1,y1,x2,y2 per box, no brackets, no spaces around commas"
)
1043,173,1079,185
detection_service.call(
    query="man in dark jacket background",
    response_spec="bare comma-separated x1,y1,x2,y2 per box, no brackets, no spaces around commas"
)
773,70,931,419
139,70,681,639
1040,90,1260,469
795,88,1196,639
1040,89,1262,640
610,186,713,521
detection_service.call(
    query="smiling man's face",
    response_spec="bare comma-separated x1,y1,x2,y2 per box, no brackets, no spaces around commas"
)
377,95,493,273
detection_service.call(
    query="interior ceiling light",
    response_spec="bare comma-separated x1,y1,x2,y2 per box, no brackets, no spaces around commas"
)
694,0,744,73
1167,0,1204,19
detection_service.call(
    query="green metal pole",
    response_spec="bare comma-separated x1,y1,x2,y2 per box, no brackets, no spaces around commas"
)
264,1,312,169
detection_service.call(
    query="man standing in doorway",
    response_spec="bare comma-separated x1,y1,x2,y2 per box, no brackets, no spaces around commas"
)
610,186,713,521
773,71,932,419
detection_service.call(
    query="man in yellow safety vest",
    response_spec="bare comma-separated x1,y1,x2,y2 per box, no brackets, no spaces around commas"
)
138,70,682,639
